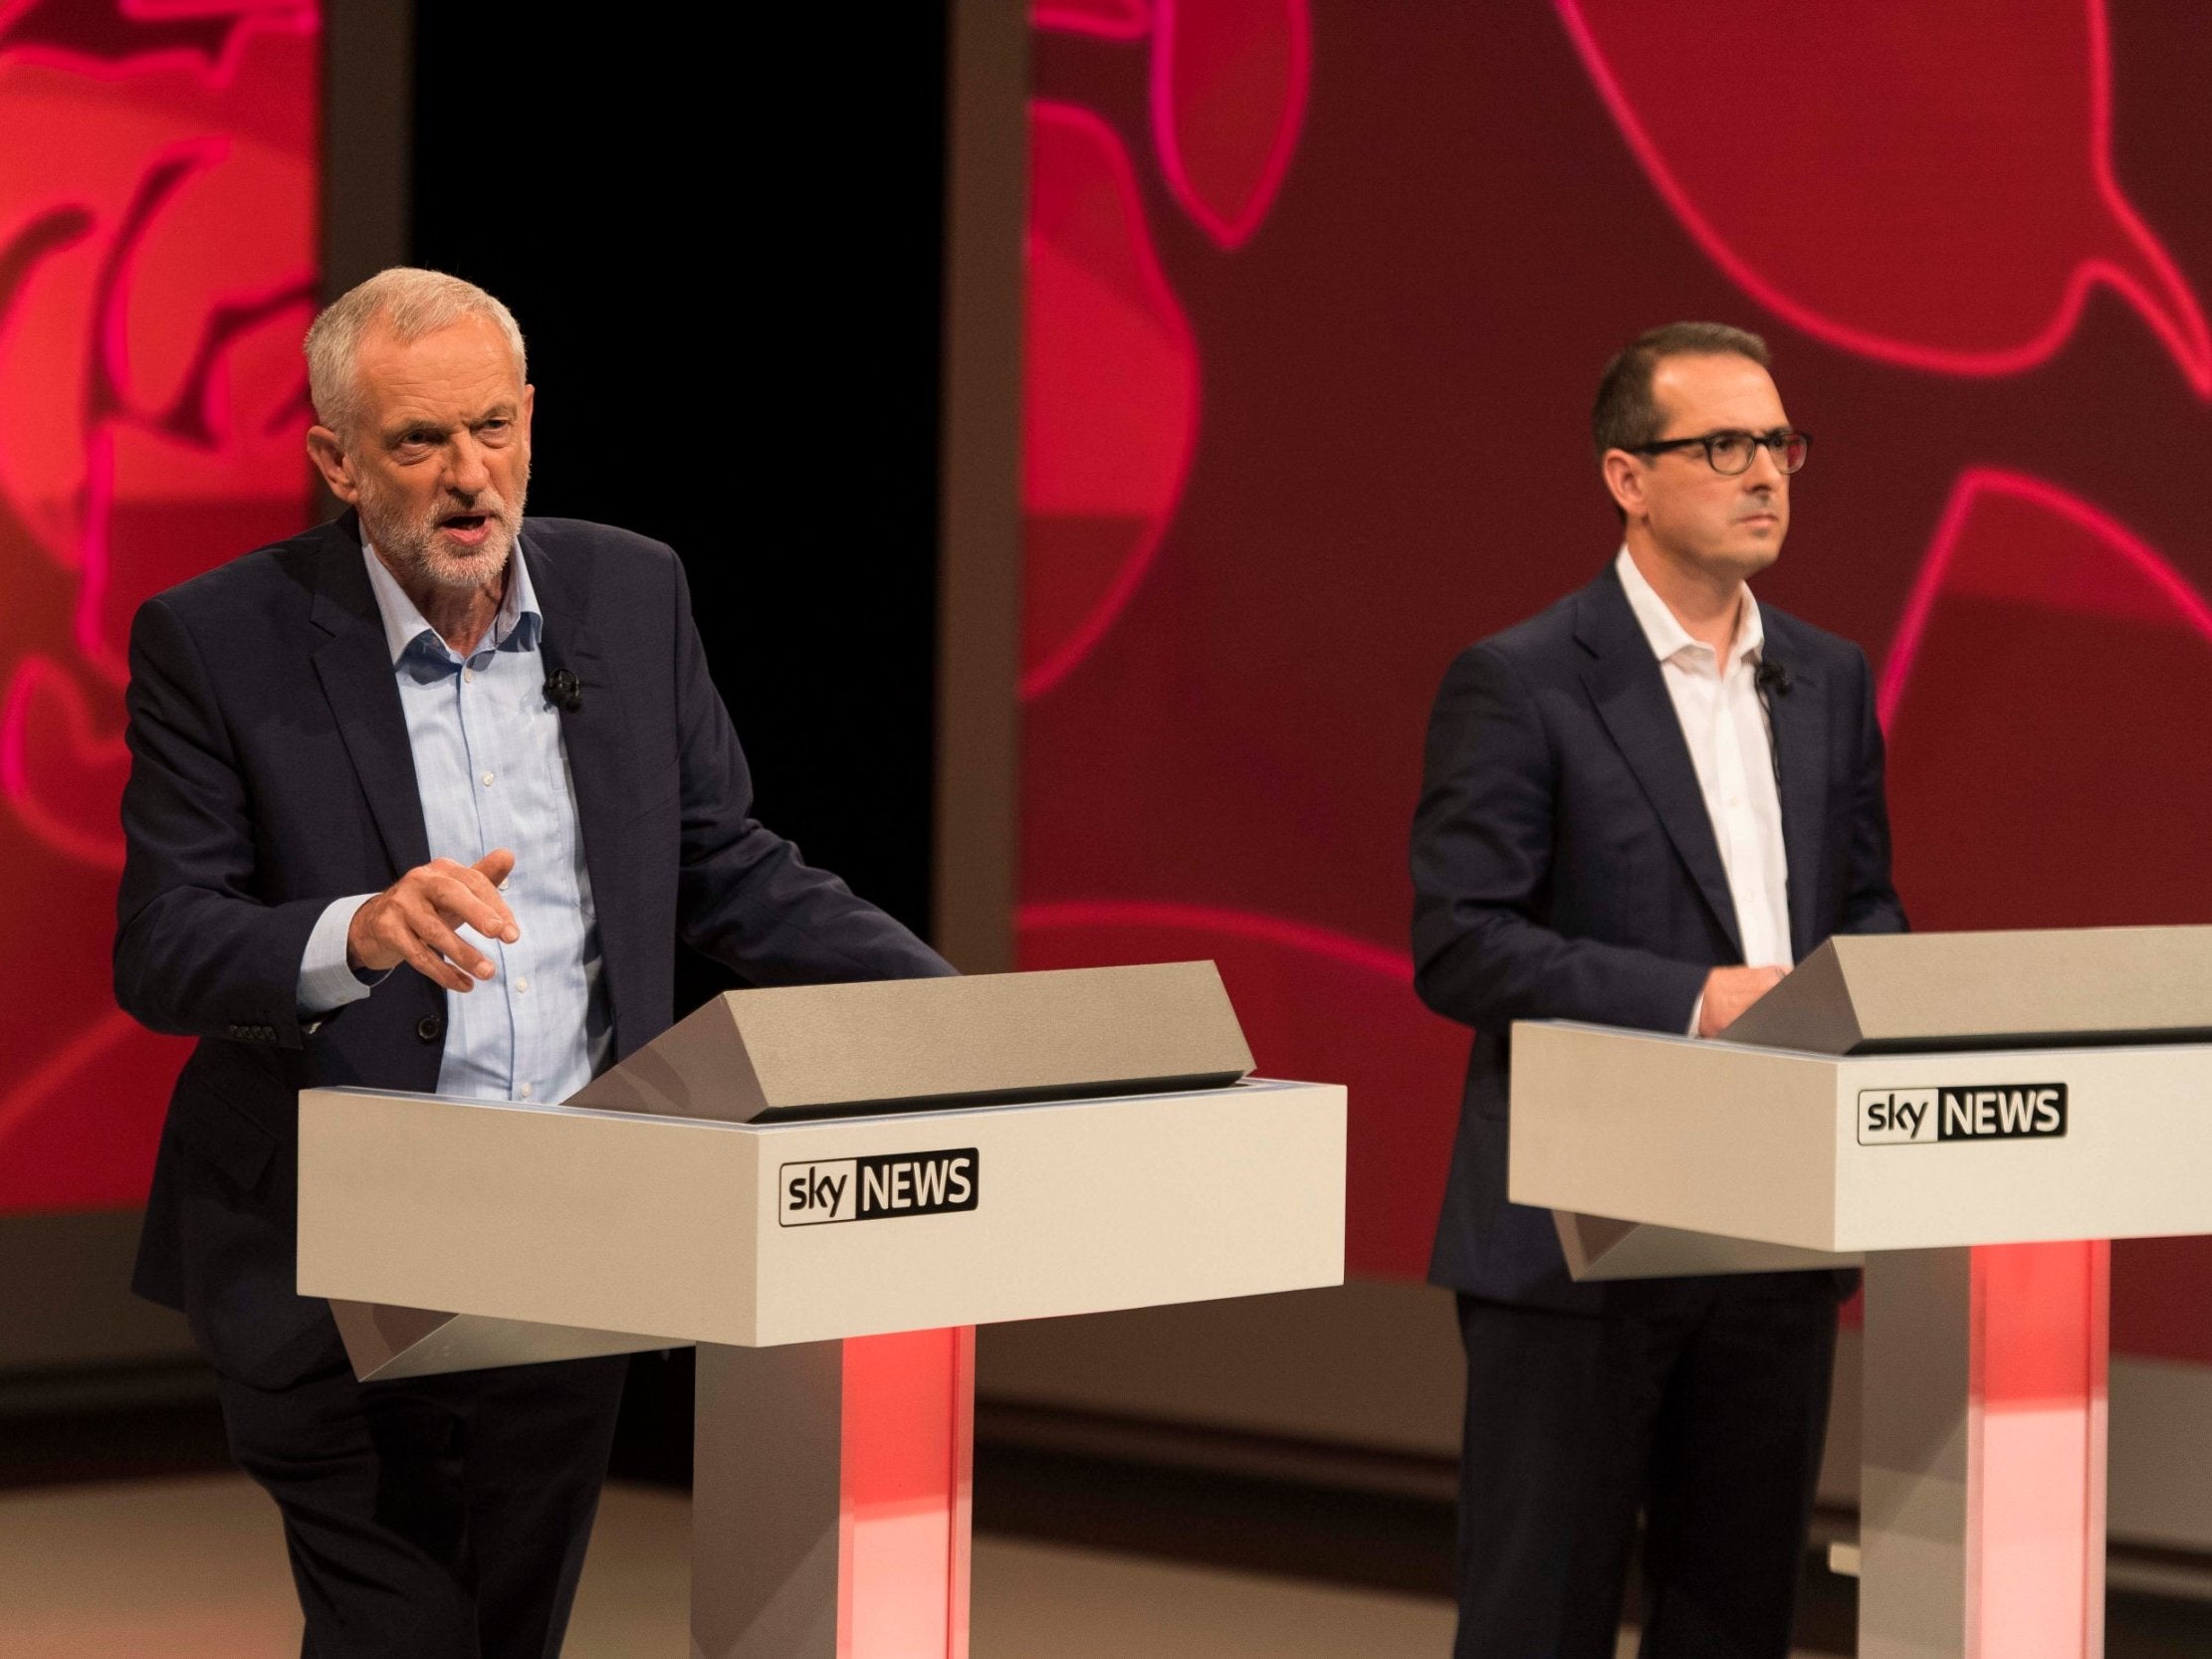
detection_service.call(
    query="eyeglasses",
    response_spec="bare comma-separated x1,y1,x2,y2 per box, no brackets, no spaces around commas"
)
1630,428,1811,476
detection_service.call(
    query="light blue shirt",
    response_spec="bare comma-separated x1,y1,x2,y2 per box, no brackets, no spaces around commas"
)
296,539,610,1105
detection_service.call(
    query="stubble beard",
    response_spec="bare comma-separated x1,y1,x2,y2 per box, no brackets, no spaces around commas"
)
356,457,530,598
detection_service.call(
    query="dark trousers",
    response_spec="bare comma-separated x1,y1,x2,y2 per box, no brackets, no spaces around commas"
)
215,1346,629,1659
1452,1274,1839,1659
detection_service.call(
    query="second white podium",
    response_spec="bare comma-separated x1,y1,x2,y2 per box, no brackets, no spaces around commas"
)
1511,926,2212,1659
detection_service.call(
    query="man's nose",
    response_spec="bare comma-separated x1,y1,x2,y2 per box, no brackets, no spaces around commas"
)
1742,442,1785,489
445,435,494,497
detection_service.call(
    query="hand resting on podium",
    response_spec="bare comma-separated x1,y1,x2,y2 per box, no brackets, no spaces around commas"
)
1697,962,1788,1038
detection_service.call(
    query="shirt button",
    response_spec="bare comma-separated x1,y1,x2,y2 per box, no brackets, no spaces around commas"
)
518,1082,533,1099
481,770,495,786
463,668,475,684
516,976,530,993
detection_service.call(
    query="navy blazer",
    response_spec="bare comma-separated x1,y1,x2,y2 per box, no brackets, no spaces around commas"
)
1410,563,1906,1311
114,514,952,1385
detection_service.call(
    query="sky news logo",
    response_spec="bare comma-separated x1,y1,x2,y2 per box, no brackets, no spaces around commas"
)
1857,1085,2068,1145
778,1148,980,1226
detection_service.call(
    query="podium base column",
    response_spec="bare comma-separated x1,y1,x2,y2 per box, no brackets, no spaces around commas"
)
693,1328,977,1659
1860,1242,2107,1659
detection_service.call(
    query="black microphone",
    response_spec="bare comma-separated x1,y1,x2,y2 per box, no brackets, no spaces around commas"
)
543,667,582,713
1754,658,1788,789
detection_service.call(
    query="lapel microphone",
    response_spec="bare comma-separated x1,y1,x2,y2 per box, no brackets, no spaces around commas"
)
543,667,582,713
1754,658,1788,791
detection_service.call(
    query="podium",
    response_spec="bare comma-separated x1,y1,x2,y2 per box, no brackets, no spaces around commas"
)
294,962,1346,1658
1509,926,2212,1659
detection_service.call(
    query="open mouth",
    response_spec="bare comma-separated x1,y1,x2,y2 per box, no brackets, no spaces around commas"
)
438,513,493,546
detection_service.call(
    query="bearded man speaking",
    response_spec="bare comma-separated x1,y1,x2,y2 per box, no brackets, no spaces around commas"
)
112,268,952,1656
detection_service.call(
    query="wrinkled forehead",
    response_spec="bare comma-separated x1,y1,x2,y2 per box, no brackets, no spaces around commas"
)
1650,352,1787,436
354,313,526,427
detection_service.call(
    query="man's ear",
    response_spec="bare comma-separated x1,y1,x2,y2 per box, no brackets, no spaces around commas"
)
1601,449,1648,521
306,425,360,505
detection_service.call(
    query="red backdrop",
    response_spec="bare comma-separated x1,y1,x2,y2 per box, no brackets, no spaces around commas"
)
1012,1,2212,1364
0,1,320,1211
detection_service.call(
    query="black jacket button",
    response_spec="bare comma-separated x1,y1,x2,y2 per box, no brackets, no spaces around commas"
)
416,1015,444,1043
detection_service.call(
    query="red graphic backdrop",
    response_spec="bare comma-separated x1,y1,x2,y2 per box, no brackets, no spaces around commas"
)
1014,2,2212,1363
0,1,320,1211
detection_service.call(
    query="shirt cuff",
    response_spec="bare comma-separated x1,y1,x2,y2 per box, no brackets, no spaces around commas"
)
1687,991,1705,1039
298,895,385,1015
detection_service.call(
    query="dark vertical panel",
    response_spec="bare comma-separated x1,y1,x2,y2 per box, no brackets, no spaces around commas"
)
322,0,413,301
934,0,1030,974
411,14,949,1000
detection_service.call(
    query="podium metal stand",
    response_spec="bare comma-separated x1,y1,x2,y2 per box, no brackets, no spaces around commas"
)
1510,926,2212,1659
295,962,1347,1658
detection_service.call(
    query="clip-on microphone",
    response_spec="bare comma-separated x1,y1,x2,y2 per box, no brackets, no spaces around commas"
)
543,667,583,713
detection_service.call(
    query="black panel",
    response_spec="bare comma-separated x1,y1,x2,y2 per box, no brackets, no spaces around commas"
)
410,13,950,1006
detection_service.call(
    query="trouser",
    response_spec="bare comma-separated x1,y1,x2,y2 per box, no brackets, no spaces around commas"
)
1452,1273,1839,1659
215,1345,629,1659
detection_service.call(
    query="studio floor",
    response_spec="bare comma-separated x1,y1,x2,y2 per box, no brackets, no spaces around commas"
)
0,1473,1714,1659
3,1418,2208,1657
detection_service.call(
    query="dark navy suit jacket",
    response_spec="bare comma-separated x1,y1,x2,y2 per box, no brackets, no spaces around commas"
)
114,514,952,1386
1410,563,1906,1311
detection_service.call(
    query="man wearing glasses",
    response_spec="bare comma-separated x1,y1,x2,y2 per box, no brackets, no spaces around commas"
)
1410,321,1906,1657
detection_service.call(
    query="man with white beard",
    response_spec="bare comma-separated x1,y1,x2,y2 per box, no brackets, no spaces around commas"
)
113,268,952,1655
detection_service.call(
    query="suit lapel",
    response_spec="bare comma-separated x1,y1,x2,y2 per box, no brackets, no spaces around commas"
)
310,517,430,877
1575,568,1745,959
1760,617,1830,962
525,530,636,1027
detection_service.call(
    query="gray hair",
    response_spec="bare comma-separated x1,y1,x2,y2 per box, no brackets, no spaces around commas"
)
304,267,527,438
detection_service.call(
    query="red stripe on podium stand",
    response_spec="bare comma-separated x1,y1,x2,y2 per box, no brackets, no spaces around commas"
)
1969,1241,2108,1659
837,1327,978,1658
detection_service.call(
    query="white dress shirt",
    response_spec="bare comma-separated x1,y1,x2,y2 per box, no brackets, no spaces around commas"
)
1614,547,1791,1031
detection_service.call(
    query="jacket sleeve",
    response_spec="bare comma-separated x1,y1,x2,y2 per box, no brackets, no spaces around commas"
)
1837,644,1909,936
1409,642,1707,1035
111,596,328,1048
664,558,954,984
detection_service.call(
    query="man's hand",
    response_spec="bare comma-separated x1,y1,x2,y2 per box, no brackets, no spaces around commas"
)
346,850,521,993
1697,964,1787,1038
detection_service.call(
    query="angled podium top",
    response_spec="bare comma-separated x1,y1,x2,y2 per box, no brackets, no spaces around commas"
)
566,959,1254,1123
1719,926,2212,1055
1512,927,2212,1282
297,964,1344,1378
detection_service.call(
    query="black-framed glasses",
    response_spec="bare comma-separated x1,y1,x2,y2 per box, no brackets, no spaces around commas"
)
1631,428,1811,476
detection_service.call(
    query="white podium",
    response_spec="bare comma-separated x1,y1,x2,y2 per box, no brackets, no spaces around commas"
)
1510,926,2212,1659
295,963,1346,1658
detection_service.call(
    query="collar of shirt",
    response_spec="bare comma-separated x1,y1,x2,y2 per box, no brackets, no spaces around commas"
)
1614,544,1764,676
359,534,544,672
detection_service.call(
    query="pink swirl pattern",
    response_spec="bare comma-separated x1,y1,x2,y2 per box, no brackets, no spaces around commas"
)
1557,0,2212,392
